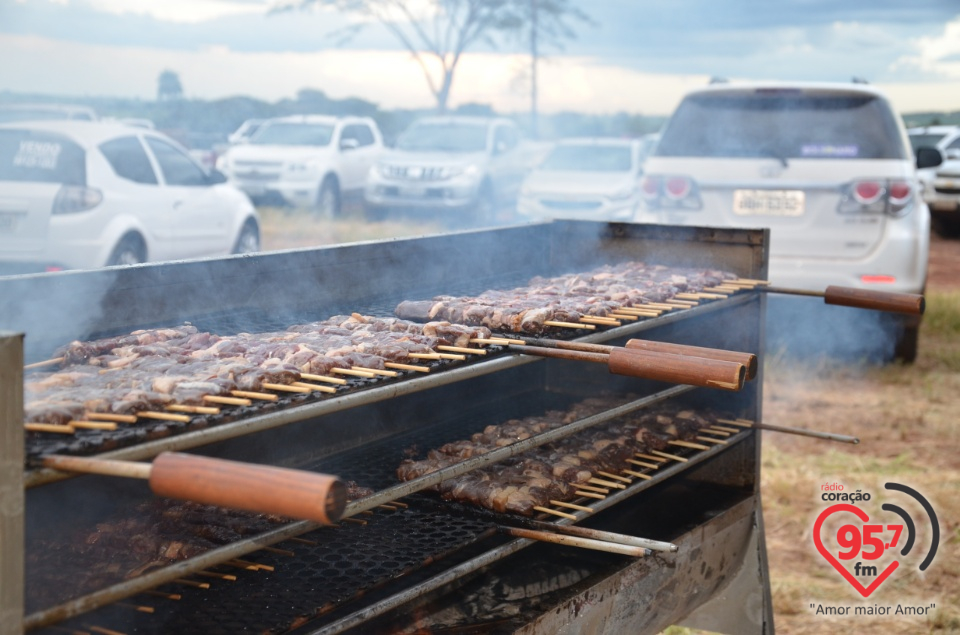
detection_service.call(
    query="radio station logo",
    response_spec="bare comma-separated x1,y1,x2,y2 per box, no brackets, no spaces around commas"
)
813,482,939,598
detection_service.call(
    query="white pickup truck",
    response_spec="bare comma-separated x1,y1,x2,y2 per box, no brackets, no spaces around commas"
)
363,116,548,224
217,115,383,217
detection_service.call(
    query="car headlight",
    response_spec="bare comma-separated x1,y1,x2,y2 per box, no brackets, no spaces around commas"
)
215,155,229,172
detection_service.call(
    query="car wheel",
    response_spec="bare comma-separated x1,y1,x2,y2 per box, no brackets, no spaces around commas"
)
107,235,145,267
315,176,341,219
893,324,919,363
233,220,260,254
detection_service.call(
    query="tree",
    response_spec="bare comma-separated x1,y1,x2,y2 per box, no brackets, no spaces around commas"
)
157,70,184,101
281,0,525,113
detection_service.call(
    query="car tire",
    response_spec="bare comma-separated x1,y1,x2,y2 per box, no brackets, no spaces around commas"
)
315,176,341,219
107,234,146,267
893,324,919,363
233,220,260,254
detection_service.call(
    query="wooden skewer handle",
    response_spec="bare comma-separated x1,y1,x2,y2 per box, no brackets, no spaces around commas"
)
607,348,745,391
499,526,647,557
823,285,925,315
522,519,677,552
625,339,758,381
149,453,346,525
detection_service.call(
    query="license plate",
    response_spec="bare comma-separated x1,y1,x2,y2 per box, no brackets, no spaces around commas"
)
733,190,805,216
402,185,427,197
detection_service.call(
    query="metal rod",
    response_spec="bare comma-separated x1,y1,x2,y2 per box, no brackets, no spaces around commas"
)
0,332,24,635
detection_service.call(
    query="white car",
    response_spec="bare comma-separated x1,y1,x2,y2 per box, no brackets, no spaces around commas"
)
364,116,548,224
638,81,938,360
908,125,960,233
0,120,259,274
517,138,648,222
217,115,384,217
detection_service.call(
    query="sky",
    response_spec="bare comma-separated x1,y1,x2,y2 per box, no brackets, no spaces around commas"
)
1,0,960,116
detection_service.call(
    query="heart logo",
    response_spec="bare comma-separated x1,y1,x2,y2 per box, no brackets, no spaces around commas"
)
813,503,899,597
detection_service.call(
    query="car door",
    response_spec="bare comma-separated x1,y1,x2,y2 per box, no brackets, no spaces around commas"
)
337,124,380,194
144,135,234,260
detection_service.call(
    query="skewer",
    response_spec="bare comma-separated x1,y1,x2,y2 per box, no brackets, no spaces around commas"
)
137,411,191,422
701,427,731,437
261,545,296,556
710,425,741,434
575,490,606,499
436,345,486,355
755,285,924,315
167,404,220,415
142,590,181,600
172,579,210,589
67,420,117,431
625,338,758,380
533,505,577,520
378,504,399,511
579,316,621,326
196,571,237,581
507,342,746,391
520,518,678,552
669,439,711,451
261,382,313,393
286,537,319,545
203,395,252,407
226,558,274,571
46,626,91,635
84,412,137,423
622,469,653,480
635,303,676,310
665,299,697,306
408,352,442,360
24,356,64,370
550,500,593,512
230,390,278,401
41,453,347,524
716,418,860,444
649,450,688,462
596,470,632,483
544,320,596,330
388,500,409,508
635,453,667,463
116,602,155,614
331,368,376,378
469,337,516,345
588,477,626,489
627,459,660,469
384,362,430,373
498,525,646,557
575,483,609,494
85,627,126,635
732,278,770,285
25,423,75,434
608,313,638,321
300,373,348,385
696,436,727,445
291,382,338,394
614,306,663,315
340,517,367,525
353,366,399,377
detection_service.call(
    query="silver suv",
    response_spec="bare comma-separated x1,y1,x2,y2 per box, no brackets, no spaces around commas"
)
639,81,938,361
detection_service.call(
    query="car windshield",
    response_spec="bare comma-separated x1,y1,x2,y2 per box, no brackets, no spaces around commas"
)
0,129,86,185
909,133,947,152
396,122,488,152
540,145,634,172
656,92,906,160
250,122,334,146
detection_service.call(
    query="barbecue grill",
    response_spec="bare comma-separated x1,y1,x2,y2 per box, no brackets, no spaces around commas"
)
0,220,774,635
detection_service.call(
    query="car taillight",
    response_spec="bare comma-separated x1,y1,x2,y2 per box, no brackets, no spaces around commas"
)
640,174,701,210
861,275,896,284
52,185,103,215
838,179,915,217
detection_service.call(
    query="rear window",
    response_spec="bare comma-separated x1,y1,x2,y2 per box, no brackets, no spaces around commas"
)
0,129,85,185
656,92,906,160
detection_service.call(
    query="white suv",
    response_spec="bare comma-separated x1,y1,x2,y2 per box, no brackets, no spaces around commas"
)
908,125,960,234
217,115,383,217
638,81,936,361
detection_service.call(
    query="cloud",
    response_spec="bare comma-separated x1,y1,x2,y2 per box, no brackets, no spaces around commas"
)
891,16,960,79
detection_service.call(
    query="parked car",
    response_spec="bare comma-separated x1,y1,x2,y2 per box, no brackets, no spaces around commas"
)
0,103,97,123
0,120,259,273
364,116,547,224
638,81,941,361
227,118,267,145
908,125,960,234
217,115,383,216
517,137,647,222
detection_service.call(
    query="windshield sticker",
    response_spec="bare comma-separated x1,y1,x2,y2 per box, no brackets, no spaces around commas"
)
12,141,62,170
801,144,859,158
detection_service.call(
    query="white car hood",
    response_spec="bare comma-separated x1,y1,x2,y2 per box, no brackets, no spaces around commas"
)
227,145,334,163
380,150,488,168
523,171,635,196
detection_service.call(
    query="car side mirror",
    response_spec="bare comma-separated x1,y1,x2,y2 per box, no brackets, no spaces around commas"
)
916,147,943,170
340,138,360,151
207,169,228,185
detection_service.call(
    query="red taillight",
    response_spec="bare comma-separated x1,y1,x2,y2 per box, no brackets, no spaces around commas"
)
45,266,64,272
52,185,102,215
861,275,896,284
641,176,660,199
664,176,691,200
853,181,883,204
888,180,911,203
